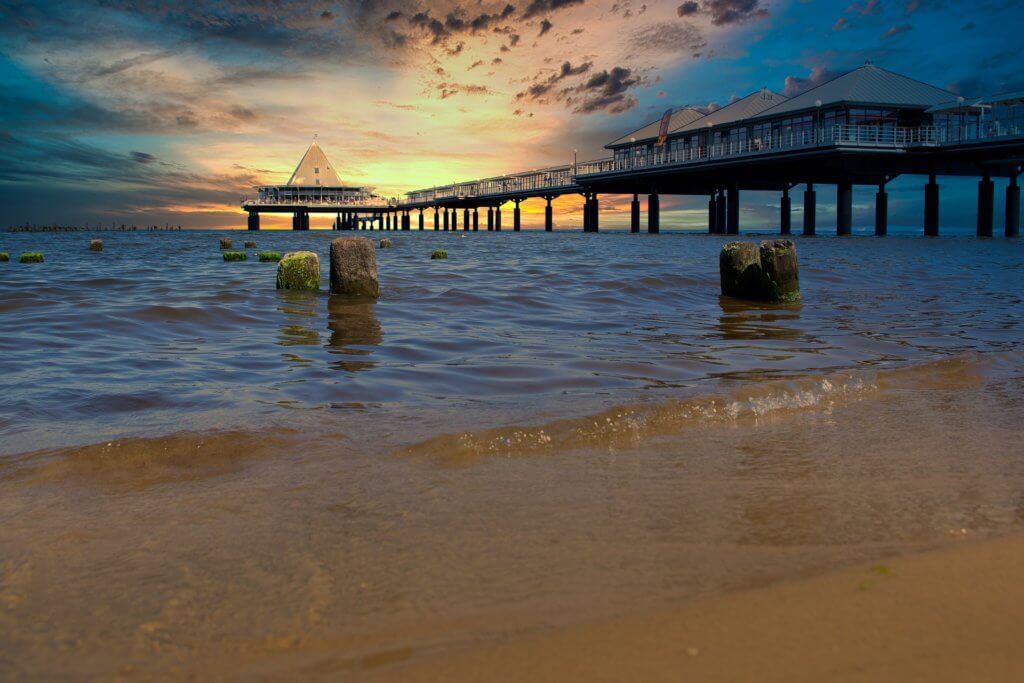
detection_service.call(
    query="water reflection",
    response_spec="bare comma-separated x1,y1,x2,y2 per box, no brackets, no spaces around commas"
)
716,297,804,342
326,296,382,372
276,290,321,350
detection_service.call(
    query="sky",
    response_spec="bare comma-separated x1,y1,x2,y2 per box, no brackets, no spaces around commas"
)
1,0,1022,230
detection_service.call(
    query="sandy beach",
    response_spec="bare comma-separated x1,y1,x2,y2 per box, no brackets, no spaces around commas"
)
366,533,1024,682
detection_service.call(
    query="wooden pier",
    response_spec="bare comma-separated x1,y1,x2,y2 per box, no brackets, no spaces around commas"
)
244,65,1024,237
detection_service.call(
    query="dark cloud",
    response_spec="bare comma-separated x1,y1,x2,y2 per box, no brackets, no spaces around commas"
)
847,0,882,16
677,2,700,16
567,66,641,114
131,151,156,163
703,0,769,25
320,10,334,21
522,0,586,20
517,60,593,101
539,19,553,36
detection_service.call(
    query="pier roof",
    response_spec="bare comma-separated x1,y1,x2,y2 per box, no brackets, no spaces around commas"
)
606,107,706,148
287,141,342,186
675,88,787,133
750,64,955,120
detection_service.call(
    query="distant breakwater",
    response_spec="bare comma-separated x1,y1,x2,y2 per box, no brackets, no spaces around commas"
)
6,225,182,233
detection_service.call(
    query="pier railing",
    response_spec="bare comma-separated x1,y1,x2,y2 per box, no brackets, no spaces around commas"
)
242,196,398,208
403,165,577,205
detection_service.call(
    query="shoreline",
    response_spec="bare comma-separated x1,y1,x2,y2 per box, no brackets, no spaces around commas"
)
364,533,1024,682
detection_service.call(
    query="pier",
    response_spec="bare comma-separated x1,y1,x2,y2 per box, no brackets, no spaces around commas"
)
244,65,1024,236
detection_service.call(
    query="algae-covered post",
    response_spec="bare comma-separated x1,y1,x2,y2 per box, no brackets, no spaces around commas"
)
258,251,282,263
19,252,44,263
330,237,379,298
223,251,248,262
89,239,103,252
276,251,321,291
758,240,800,303
719,240,799,303
0,252,8,262
219,237,232,250
431,249,448,260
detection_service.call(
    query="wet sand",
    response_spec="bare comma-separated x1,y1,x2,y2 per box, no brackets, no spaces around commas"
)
366,534,1024,682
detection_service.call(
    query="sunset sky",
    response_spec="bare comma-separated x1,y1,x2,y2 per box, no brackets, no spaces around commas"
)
1,0,1022,229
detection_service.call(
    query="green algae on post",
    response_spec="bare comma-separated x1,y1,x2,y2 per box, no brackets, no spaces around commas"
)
0,252,8,262
223,251,248,262
276,251,320,290
431,249,448,260
258,251,282,262
19,252,44,263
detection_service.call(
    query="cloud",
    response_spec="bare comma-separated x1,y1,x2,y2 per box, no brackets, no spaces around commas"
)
677,2,700,17
703,0,769,25
522,0,586,20
881,24,913,39
832,17,849,31
630,21,706,54
131,151,156,163
567,66,642,114
539,19,553,36
783,66,841,97
847,0,882,15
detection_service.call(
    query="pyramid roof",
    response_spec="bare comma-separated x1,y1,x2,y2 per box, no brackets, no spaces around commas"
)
287,141,343,186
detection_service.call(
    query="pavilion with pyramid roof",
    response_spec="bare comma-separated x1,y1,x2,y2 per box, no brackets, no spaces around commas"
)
243,140,395,230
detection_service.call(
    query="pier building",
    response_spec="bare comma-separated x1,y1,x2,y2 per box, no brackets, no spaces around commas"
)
242,141,395,230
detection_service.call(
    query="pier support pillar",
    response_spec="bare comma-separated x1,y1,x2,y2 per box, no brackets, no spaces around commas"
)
452,209,458,231
495,205,502,231
780,188,791,235
464,207,470,231
924,174,939,236
582,196,590,232
716,189,727,235
419,209,424,231
630,194,640,233
545,197,554,232
385,213,391,231
803,184,816,236
837,181,853,236
443,209,449,231
727,184,740,235
648,193,660,234
977,172,994,237
513,200,521,232
1007,173,1021,237
590,195,599,233
433,207,439,231
709,194,718,234
404,211,412,231
487,207,494,231
247,212,260,231
473,208,479,231
875,183,888,236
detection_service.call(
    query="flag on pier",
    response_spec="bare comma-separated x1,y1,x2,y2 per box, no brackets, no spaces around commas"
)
656,109,672,147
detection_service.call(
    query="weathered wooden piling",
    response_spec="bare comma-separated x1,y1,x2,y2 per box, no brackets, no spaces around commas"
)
89,239,103,252
330,237,379,298
720,239,799,303
379,238,392,249
220,237,232,249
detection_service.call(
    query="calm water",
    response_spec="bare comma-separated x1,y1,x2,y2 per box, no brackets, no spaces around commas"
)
1,229,1023,678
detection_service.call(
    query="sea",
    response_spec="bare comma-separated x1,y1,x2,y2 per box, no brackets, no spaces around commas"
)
1,227,1022,677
